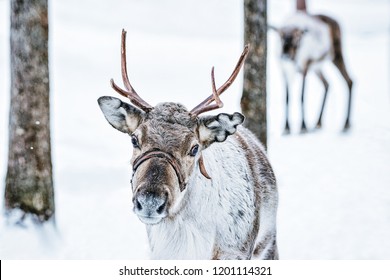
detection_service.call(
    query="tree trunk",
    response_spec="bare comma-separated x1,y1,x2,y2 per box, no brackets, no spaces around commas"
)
297,0,307,12
5,0,54,223
241,0,268,148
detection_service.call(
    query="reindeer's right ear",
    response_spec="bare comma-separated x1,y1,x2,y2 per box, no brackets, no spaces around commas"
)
97,96,145,134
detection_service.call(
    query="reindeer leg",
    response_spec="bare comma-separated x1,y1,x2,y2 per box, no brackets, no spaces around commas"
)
332,55,353,131
300,71,308,133
283,82,291,135
315,70,329,129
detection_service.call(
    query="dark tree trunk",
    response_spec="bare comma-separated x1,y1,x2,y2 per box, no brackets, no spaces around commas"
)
5,0,54,223
241,0,268,148
297,0,307,12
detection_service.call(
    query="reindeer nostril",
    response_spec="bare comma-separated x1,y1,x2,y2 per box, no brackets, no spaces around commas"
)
156,200,166,214
136,199,143,211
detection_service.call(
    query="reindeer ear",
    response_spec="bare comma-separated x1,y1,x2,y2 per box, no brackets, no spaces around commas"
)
197,112,245,147
97,96,145,134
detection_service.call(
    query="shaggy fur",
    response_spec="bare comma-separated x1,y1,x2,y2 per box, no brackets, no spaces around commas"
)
98,98,278,260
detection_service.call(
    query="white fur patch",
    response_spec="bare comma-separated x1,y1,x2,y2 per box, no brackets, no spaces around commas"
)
282,12,332,70
145,127,277,259
198,124,213,143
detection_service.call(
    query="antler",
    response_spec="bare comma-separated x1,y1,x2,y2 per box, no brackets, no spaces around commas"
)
190,45,249,116
110,29,153,112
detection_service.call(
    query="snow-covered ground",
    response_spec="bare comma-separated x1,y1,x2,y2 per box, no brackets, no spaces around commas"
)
0,0,389,259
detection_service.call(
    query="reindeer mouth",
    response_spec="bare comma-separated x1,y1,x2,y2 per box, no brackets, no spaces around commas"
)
136,214,165,225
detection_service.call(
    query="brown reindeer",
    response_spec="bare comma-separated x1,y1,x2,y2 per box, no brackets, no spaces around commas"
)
271,0,353,133
97,30,278,259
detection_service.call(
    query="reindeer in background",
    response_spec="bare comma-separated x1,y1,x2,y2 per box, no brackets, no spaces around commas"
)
270,0,353,134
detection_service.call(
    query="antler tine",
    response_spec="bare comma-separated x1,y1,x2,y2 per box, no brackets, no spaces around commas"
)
110,29,153,112
191,67,224,116
190,45,249,116
120,29,136,93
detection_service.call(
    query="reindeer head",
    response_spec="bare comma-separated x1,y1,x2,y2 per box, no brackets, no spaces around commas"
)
98,30,248,225
270,25,308,61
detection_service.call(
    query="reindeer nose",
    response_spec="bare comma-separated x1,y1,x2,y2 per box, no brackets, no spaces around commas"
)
134,192,168,217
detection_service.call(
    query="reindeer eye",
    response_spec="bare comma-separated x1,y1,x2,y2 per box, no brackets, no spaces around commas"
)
189,144,199,157
131,135,140,149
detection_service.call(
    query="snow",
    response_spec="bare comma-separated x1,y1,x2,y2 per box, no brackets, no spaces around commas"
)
0,0,389,259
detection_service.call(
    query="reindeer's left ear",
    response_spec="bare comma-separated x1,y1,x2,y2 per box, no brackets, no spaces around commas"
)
197,112,245,148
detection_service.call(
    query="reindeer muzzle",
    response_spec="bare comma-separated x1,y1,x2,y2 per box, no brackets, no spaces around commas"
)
132,149,187,191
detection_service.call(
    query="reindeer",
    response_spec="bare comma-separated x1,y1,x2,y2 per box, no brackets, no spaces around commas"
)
270,0,353,134
97,30,278,260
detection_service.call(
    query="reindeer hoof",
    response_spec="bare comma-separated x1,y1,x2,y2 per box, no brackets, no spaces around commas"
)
300,124,308,134
315,122,322,129
343,122,351,132
283,128,291,135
